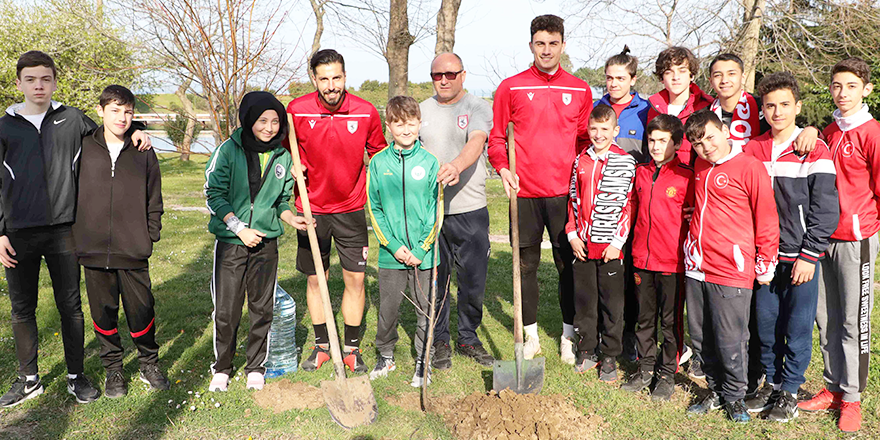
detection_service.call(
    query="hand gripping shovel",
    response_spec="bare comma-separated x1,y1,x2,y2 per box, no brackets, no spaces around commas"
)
287,114,378,429
492,121,545,394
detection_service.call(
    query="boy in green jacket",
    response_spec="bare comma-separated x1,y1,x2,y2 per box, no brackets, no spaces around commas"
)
204,91,309,392
367,96,442,387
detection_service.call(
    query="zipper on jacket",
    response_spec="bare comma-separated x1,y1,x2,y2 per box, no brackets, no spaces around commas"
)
247,150,283,229
695,165,714,272
645,164,661,265
106,165,114,269
400,150,413,249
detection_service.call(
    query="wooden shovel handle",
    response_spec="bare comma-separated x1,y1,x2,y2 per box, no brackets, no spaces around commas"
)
508,122,523,345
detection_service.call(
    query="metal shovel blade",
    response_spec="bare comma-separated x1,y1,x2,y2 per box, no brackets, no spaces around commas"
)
492,344,545,394
320,375,378,429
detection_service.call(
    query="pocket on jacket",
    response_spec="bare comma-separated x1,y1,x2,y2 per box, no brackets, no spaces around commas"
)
732,244,745,272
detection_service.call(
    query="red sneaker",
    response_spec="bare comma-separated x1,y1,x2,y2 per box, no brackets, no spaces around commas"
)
838,400,861,432
797,388,842,412
342,348,368,374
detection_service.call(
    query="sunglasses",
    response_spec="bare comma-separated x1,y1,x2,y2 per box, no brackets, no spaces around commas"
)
430,70,463,81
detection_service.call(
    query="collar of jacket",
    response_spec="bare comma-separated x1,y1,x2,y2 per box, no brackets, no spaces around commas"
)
833,103,873,132
586,142,620,161
528,64,566,82
647,155,682,172
389,139,422,158
5,100,62,116
649,83,709,114
90,126,134,152
598,92,645,110
312,90,351,114
708,141,743,166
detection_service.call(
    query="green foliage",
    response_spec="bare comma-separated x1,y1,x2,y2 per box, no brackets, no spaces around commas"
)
164,105,203,149
0,0,139,120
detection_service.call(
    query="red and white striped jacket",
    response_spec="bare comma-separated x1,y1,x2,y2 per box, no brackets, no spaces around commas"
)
565,144,636,260
823,104,880,242
488,66,593,198
684,146,779,289
631,157,694,273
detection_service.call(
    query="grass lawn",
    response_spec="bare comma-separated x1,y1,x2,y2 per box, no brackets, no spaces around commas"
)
0,154,878,439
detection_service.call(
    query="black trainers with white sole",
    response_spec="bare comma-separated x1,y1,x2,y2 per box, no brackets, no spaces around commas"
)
104,370,128,399
0,376,44,408
369,356,396,380
67,375,100,403
140,364,171,391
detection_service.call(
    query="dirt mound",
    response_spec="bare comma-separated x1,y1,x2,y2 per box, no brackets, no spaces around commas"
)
253,379,324,413
446,390,602,440
386,391,458,414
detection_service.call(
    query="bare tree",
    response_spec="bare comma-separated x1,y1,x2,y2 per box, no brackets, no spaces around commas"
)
434,0,461,55
309,0,330,56
173,80,198,161
738,0,766,91
387,0,416,99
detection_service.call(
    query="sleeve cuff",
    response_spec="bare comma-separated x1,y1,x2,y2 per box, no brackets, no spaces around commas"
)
756,271,775,283
798,248,822,263
410,246,428,262
610,236,627,250
567,231,579,242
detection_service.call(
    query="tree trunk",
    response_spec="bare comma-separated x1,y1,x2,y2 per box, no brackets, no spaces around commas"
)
741,0,766,92
434,0,461,55
309,0,326,57
174,82,196,161
386,0,414,101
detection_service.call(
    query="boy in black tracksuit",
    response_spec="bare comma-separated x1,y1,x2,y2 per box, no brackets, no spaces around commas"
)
73,85,168,398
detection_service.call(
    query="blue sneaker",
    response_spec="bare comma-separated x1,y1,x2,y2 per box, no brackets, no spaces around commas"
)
687,391,722,416
724,399,751,423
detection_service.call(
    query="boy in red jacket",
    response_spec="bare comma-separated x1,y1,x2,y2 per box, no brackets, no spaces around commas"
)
646,47,713,165
566,104,636,382
798,57,880,433
682,110,779,424
620,114,692,400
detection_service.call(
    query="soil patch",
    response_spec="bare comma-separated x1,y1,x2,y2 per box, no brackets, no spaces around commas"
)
253,379,324,413
445,390,602,440
386,391,458,415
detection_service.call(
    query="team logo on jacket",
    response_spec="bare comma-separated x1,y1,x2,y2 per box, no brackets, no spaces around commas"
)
347,120,358,133
527,92,535,101
275,164,285,179
308,120,316,129
411,165,426,181
842,141,854,157
562,93,572,105
457,115,469,129
714,173,729,189
666,187,677,198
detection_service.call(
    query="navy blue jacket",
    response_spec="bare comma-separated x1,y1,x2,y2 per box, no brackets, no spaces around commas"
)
596,92,650,163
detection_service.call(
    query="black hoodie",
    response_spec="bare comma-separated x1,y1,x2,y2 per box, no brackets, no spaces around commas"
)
73,126,163,269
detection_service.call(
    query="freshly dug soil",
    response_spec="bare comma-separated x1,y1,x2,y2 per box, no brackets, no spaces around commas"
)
445,390,602,440
253,379,324,413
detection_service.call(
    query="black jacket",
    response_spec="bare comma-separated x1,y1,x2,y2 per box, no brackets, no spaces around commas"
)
0,102,97,234
73,126,163,269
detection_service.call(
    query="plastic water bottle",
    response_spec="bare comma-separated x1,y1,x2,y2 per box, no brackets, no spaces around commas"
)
265,284,298,378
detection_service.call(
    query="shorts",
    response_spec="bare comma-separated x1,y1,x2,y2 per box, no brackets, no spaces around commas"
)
296,209,369,274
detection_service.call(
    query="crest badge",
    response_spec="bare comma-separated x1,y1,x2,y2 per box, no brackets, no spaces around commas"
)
562,93,572,105
274,164,285,179
347,120,358,134
362,246,369,261
411,165,426,181
666,186,677,198
457,115,469,130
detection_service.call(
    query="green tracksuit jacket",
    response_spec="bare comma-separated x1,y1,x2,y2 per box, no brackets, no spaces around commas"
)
204,128,294,245
367,140,442,270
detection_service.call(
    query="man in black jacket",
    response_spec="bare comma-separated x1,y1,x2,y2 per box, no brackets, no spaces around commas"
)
0,52,152,407
73,85,168,398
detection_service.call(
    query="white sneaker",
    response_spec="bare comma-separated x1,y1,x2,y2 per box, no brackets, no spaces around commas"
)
523,335,542,359
560,336,576,365
409,361,432,388
246,372,264,390
679,345,693,366
209,373,229,392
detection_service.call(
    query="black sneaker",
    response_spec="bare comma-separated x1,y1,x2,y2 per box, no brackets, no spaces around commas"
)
620,370,652,393
140,364,171,391
745,382,777,413
67,375,100,403
104,370,127,398
688,359,705,380
301,345,331,372
687,391,722,415
622,331,638,362
456,343,494,367
651,374,675,401
0,376,43,408
432,341,452,370
574,351,599,373
767,390,799,422
369,356,396,380
342,348,369,374
724,399,751,423
599,357,618,383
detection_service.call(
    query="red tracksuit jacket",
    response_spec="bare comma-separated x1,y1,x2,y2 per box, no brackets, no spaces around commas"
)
823,105,880,242
286,92,386,214
565,144,636,259
631,156,694,273
647,83,713,165
488,66,593,198
684,148,779,289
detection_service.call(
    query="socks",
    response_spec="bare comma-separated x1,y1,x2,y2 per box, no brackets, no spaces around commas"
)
313,323,329,347
67,374,78,380
562,323,576,340
772,383,782,391
524,323,539,339
25,375,37,382
343,324,361,351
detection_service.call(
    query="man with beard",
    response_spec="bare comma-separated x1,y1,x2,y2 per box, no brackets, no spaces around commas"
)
286,49,386,374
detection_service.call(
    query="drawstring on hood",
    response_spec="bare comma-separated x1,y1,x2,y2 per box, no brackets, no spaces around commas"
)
238,91,288,201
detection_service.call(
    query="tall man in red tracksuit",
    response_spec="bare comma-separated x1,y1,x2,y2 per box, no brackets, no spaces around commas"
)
682,110,779,424
488,14,593,363
286,49,386,374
